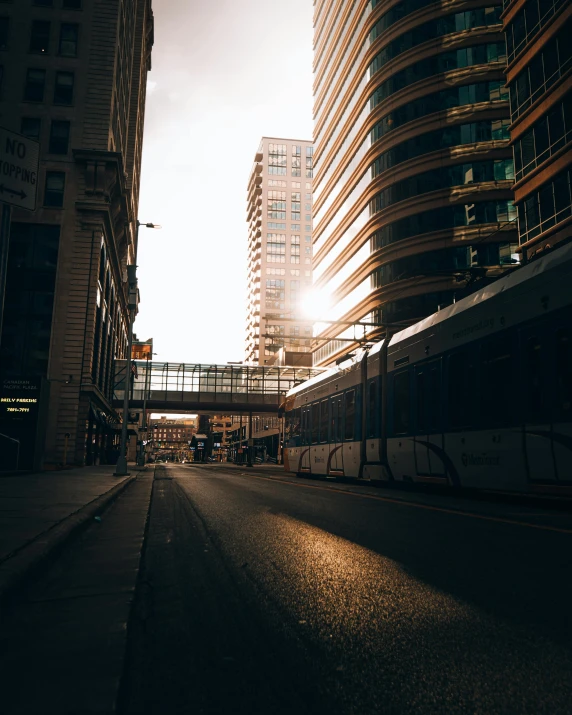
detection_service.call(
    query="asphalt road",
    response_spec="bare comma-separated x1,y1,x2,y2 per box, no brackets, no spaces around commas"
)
118,463,572,715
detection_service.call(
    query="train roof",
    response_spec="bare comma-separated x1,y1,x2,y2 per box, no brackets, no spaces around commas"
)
389,241,572,348
287,349,366,397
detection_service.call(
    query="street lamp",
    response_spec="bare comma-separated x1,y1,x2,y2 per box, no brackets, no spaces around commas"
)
115,220,161,476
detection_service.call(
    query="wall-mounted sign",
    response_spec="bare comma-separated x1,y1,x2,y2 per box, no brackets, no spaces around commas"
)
0,127,40,211
0,377,41,420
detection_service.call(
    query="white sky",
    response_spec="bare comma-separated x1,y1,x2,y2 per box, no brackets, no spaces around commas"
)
134,0,314,365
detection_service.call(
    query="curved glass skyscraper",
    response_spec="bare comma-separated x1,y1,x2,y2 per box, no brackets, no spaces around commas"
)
312,0,518,365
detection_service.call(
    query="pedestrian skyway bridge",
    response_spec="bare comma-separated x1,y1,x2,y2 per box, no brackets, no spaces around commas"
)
113,361,324,414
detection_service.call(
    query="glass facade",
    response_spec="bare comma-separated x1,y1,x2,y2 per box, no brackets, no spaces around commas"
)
504,0,571,258
312,0,515,365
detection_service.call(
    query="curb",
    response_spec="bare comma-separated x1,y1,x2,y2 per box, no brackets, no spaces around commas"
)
0,474,139,606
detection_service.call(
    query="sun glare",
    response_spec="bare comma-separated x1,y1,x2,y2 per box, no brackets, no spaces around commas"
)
301,288,331,321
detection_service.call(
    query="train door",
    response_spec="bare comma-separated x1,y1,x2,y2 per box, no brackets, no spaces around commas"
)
300,406,311,473
329,395,344,474
520,325,556,483
414,366,431,475
414,360,445,478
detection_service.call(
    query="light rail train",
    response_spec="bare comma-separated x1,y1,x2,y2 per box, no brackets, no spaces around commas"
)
282,242,572,494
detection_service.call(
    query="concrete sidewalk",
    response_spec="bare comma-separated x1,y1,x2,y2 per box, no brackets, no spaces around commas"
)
0,465,144,601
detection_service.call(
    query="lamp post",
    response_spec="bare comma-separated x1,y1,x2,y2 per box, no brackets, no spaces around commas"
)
136,350,156,466
115,220,161,476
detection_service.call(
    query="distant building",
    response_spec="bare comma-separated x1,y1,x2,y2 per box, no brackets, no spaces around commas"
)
0,0,154,468
311,0,518,366
503,0,572,260
150,416,195,456
245,137,315,365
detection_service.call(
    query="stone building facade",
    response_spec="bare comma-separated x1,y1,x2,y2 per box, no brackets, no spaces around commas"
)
0,0,154,468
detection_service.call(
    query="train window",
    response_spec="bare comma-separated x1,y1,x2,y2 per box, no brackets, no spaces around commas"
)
311,403,319,444
448,351,476,429
344,390,355,440
481,336,512,425
302,407,310,445
427,364,441,432
416,370,427,432
367,380,377,438
320,400,329,442
331,397,342,442
393,371,410,435
292,408,301,440
556,328,572,418
525,336,543,422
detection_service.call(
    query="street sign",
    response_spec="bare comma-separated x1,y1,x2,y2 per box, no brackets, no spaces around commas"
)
0,127,40,211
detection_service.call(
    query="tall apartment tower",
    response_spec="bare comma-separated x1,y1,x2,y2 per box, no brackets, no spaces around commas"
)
0,0,154,469
503,0,572,260
312,0,518,366
246,137,314,365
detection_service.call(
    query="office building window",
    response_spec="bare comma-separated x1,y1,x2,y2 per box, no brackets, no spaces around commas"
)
292,145,301,176
29,20,50,54
291,212,300,220
305,235,311,242
24,68,46,102
267,267,286,276
291,235,300,244
291,181,301,188
44,171,65,207
291,223,300,230
305,225,311,232
267,191,286,219
291,269,300,276
49,120,70,154
268,143,286,175
0,16,9,49
21,117,41,140
268,179,286,187
54,71,74,104
59,23,78,57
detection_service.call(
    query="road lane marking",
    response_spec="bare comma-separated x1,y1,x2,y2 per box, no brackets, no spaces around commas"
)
233,471,572,535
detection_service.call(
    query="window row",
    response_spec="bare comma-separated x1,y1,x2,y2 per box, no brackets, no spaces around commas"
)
370,242,519,289
313,78,507,228
369,6,502,77
370,120,510,179
269,166,314,178
513,92,572,182
391,322,572,435
286,390,359,445
369,159,514,215
21,116,71,153
22,67,74,103
372,200,516,250
517,168,572,243
370,0,442,41
509,20,572,120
